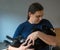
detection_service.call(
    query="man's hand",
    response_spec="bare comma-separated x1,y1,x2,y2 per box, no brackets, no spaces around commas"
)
8,42,34,50
26,31,39,45
19,42,33,50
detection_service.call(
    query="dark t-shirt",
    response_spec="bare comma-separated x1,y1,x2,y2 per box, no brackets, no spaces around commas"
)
13,19,56,50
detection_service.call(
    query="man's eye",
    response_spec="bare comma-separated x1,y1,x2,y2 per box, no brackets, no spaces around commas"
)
36,16,41,18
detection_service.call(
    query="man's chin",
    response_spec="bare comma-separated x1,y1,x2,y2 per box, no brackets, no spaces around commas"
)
34,22,40,24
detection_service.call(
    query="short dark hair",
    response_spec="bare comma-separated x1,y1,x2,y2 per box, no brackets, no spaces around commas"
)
27,2,44,20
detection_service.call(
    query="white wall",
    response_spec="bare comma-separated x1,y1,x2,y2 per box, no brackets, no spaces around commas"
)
0,0,60,42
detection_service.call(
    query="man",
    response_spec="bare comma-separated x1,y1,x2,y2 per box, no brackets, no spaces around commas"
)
8,2,56,50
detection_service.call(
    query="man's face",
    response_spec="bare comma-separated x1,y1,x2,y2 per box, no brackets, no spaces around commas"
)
29,10,44,24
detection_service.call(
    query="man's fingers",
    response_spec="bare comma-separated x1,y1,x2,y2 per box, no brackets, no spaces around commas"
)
21,42,27,46
25,37,29,42
25,43,32,48
27,39,34,45
33,40,34,45
28,39,32,44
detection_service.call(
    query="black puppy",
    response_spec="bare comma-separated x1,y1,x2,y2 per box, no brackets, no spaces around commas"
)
4,25,56,50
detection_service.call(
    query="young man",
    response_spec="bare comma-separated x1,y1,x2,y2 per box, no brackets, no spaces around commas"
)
8,2,56,50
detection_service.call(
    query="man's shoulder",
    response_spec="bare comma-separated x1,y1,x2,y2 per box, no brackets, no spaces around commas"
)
18,21,27,27
20,21,27,25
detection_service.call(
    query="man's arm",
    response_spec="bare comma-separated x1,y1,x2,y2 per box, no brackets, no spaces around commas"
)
8,42,34,50
37,30,56,46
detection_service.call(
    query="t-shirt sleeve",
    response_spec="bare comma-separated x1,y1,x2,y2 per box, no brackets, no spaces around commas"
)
13,24,24,38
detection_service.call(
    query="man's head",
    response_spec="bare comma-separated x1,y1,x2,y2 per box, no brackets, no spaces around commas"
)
28,2,44,24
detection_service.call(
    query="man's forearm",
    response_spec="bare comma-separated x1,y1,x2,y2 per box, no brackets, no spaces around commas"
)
37,31,56,46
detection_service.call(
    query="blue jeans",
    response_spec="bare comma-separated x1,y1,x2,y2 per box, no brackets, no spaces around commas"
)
41,46,49,50
36,46,53,50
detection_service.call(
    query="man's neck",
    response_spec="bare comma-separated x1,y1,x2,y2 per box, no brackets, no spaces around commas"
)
28,19,34,24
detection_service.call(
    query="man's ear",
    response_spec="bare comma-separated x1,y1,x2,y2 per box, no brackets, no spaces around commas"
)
28,12,32,17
